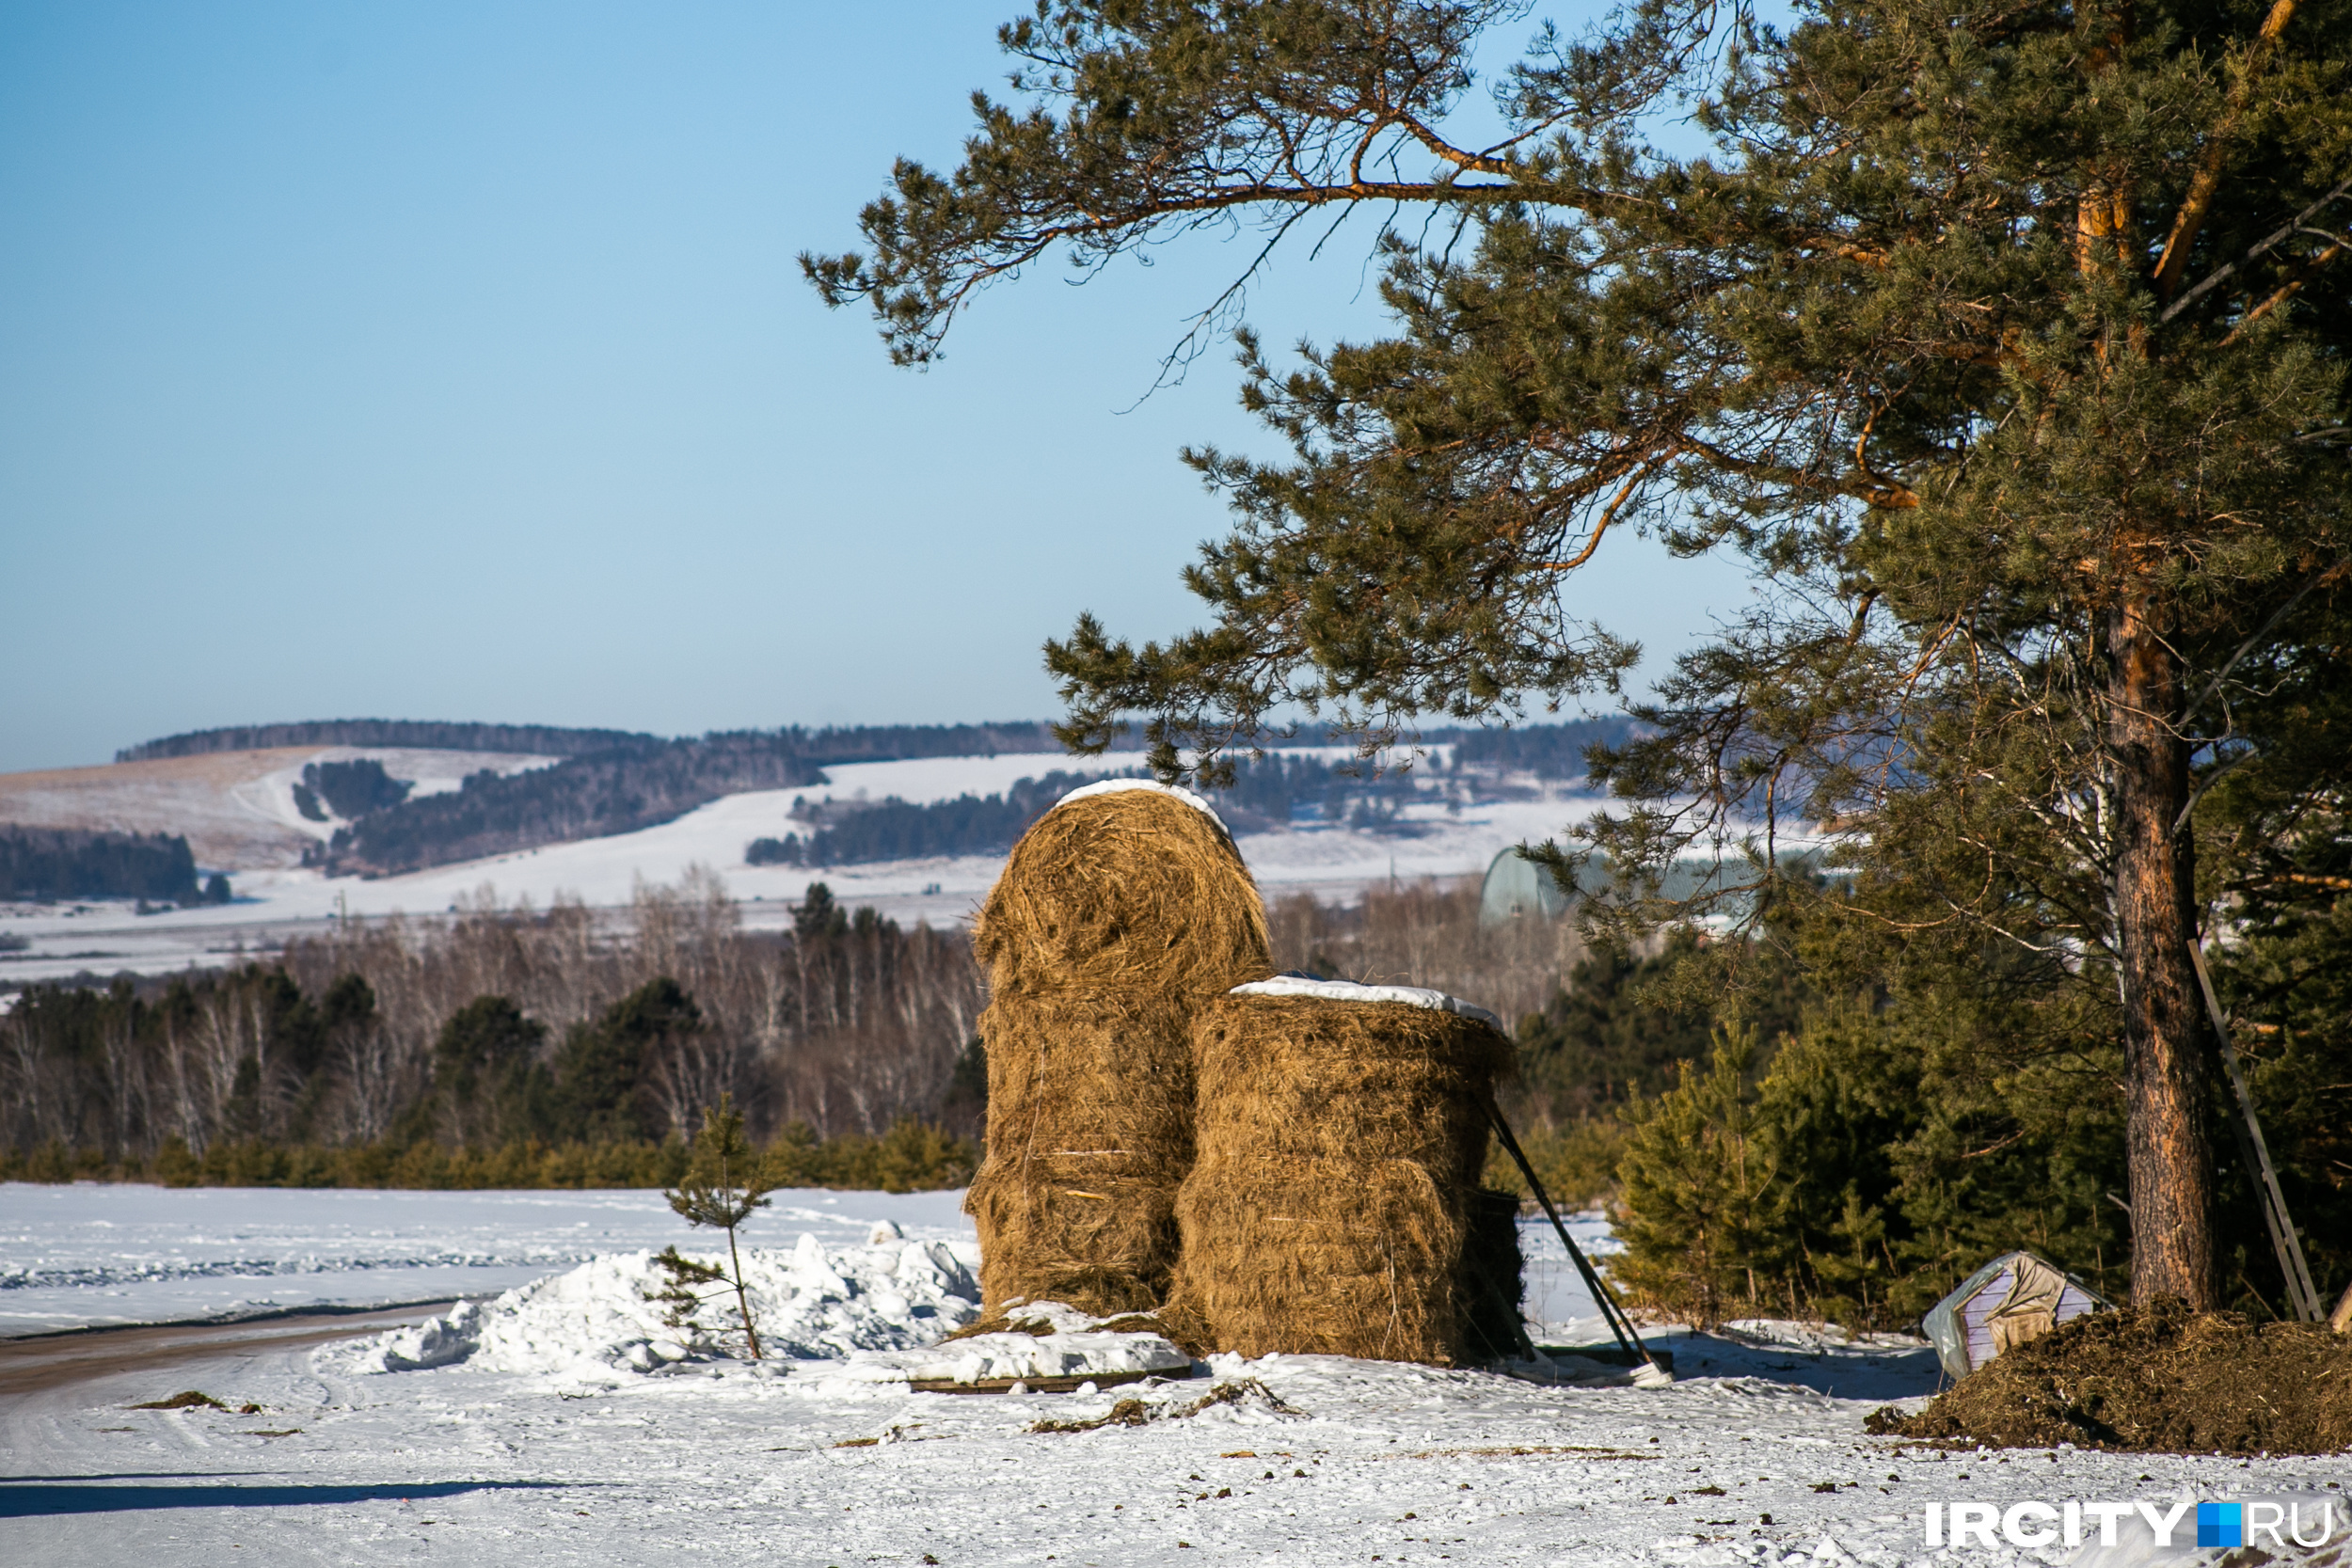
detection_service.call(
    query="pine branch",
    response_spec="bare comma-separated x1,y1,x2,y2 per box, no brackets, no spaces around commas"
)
2158,172,2352,325
2151,0,2302,302
661,1094,774,1359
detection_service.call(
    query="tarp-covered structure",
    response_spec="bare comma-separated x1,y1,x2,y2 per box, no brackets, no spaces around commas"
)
1925,1250,2111,1381
1479,847,1572,926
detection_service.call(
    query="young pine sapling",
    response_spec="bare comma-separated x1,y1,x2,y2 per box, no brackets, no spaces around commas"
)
652,1094,774,1359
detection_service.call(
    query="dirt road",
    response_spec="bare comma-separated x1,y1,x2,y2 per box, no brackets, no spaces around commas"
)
0,1305,454,1400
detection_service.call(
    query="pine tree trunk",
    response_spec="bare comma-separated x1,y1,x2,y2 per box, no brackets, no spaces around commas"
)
2107,591,2219,1307
2074,5,2216,1305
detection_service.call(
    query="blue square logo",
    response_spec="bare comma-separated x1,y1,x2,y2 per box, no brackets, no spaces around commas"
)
2199,1502,2243,1548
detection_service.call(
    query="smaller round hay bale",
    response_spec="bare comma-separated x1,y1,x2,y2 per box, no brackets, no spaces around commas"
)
1170,980,1517,1366
965,781,1273,1315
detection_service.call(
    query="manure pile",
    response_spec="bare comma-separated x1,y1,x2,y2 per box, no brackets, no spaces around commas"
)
1868,1299,2352,1454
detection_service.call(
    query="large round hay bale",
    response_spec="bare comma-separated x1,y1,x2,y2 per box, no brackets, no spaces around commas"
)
973,781,1268,995
1169,980,1518,1365
966,782,1272,1315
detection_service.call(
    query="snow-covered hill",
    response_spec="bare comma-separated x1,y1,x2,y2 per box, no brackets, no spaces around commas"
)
0,746,1612,984
0,747,561,871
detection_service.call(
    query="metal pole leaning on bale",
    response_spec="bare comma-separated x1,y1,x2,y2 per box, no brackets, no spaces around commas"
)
2187,940,2325,1323
1486,1103,1663,1376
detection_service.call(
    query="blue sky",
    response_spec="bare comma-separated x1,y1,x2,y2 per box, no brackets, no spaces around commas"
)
0,1,1749,772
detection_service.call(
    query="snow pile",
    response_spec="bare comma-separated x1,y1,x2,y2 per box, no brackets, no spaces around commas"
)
822,1300,1195,1388
373,1299,486,1370
327,1229,981,1378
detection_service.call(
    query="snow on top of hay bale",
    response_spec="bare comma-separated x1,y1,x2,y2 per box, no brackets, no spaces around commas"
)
1054,776,1229,832
1228,974,1502,1029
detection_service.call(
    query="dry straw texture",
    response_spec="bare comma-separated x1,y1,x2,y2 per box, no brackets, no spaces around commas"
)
966,786,1272,1315
972,785,1267,999
1171,993,1517,1365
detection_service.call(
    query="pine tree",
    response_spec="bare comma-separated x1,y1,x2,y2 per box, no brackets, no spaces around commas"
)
811,0,2352,1307
655,1094,775,1359
432,995,550,1148
553,977,700,1143
1612,1024,1792,1327
794,881,849,941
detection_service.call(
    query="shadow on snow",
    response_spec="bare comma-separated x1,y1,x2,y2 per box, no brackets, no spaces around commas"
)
0,1477,570,1518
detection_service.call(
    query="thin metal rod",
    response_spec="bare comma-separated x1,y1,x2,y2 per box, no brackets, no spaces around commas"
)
1489,1104,1638,1359
1486,1101,1660,1370
2188,940,2324,1322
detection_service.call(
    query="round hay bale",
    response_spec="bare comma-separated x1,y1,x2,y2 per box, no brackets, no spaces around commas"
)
963,991,1196,1314
966,782,1272,1315
1169,984,1517,1366
973,781,1263,996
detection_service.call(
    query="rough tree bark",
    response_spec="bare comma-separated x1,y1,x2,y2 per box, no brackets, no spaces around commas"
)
2108,592,2220,1307
2079,0,2221,1301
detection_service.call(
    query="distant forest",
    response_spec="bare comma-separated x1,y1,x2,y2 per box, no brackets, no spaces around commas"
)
117,715,1629,771
749,770,1115,866
118,719,659,763
314,735,829,877
293,758,412,822
98,715,1636,879
0,879,984,1181
747,720,1641,869
0,827,230,904
1442,716,1638,779
2,874,1664,1212
790,721,1066,763
1209,752,1426,832
300,725,1090,877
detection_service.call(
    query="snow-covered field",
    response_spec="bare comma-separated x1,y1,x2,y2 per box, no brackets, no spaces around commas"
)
0,746,562,879
0,1183,977,1336
6,1187,2342,1566
0,1183,1615,1339
0,748,1613,983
